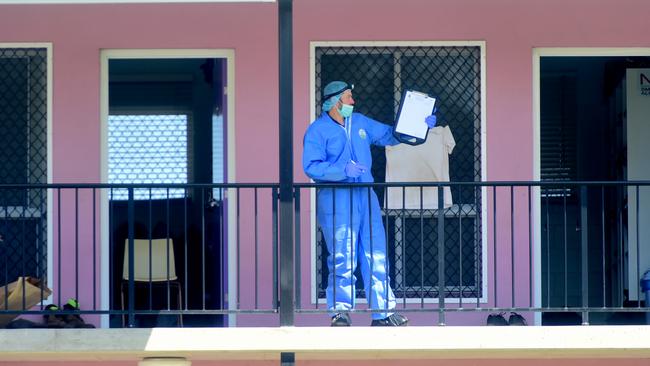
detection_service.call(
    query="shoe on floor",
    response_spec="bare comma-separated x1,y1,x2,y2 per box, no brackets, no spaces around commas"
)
61,298,95,328
43,304,66,328
486,313,508,326
370,313,408,326
331,313,351,326
508,312,527,326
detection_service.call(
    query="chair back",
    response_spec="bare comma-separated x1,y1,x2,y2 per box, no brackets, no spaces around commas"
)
122,239,178,281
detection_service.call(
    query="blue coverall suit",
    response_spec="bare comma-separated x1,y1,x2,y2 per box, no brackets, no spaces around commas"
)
302,112,399,319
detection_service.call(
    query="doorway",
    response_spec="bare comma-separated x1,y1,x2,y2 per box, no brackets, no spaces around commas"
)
536,51,650,325
100,50,233,327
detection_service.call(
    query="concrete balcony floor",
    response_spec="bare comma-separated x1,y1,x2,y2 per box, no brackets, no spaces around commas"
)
1,326,650,363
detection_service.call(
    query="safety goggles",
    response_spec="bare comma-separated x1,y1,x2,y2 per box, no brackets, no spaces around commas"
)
322,83,354,101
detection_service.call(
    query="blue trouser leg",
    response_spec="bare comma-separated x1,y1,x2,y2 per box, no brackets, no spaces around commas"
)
357,187,396,320
318,187,396,319
318,187,360,314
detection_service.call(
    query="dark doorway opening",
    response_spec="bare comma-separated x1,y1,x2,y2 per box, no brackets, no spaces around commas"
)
540,56,650,325
108,58,227,327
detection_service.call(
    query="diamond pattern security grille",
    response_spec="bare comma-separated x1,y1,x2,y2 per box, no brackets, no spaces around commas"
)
0,48,48,285
315,46,483,299
108,114,188,200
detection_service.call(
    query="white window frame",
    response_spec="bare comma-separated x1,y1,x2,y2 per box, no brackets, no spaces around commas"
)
309,41,487,304
100,49,235,327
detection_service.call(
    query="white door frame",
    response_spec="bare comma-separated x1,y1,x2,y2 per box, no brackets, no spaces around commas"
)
532,47,650,324
99,49,236,327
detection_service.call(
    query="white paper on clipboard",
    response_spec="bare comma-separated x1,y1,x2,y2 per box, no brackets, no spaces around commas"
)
395,90,436,140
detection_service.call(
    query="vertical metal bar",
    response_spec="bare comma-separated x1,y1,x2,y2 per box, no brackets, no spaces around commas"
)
75,187,79,301
511,186,515,308
545,188,550,308
458,185,463,308
528,186,533,308
601,186,606,308
255,187,259,309
580,185,589,325
57,188,62,308
314,188,319,309
166,188,171,309
618,185,624,307
1,193,6,297
184,188,189,310
492,186,497,310
563,185,568,308
201,188,207,310
437,184,445,325
420,186,424,308
636,185,640,308
148,189,153,310
332,191,337,314
93,188,97,310
127,187,135,327
21,189,26,309
237,188,241,310
367,186,375,312
402,186,406,308
294,187,301,310
476,185,480,308
272,187,279,310
38,188,44,306
109,188,114,317
278,0,295,326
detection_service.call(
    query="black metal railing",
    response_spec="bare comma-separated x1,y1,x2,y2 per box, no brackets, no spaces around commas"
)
1,181,650,327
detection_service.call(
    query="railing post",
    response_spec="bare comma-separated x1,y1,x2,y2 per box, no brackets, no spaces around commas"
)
278,0,294,326
294,187,301,310
127,187,135,327
580,185,589,325
437,185,445,325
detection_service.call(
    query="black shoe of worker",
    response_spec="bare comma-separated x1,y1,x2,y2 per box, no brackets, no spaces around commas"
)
370,313,408,326
331,313,351,326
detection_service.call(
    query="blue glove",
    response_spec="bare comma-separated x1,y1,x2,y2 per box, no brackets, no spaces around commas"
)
345,161,367,178
425,114,437,128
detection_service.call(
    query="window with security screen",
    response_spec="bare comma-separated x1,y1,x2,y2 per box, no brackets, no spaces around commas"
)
108,114,188,200
0,47,48,284
314,45,484,300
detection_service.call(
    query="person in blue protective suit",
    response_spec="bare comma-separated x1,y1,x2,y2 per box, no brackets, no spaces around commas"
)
302,81,437,326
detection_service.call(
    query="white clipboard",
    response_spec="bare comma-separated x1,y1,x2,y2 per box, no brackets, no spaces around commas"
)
393,90,436,145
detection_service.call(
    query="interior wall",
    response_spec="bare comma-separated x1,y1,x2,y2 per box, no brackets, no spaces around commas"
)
626,68,650,301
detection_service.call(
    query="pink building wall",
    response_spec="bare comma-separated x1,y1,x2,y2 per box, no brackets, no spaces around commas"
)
1,0,650,328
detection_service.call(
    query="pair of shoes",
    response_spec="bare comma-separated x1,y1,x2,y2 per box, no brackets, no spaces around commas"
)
371,313,408,326
331,313,351,326
486,312,527,326
43,299,95,328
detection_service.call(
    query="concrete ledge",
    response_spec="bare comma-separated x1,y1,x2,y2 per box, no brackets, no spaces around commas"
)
1,326,650,362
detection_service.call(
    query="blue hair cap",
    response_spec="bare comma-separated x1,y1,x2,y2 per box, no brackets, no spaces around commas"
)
322,81,353,112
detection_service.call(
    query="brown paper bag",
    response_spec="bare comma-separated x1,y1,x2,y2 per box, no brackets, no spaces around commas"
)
0,277,52,327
